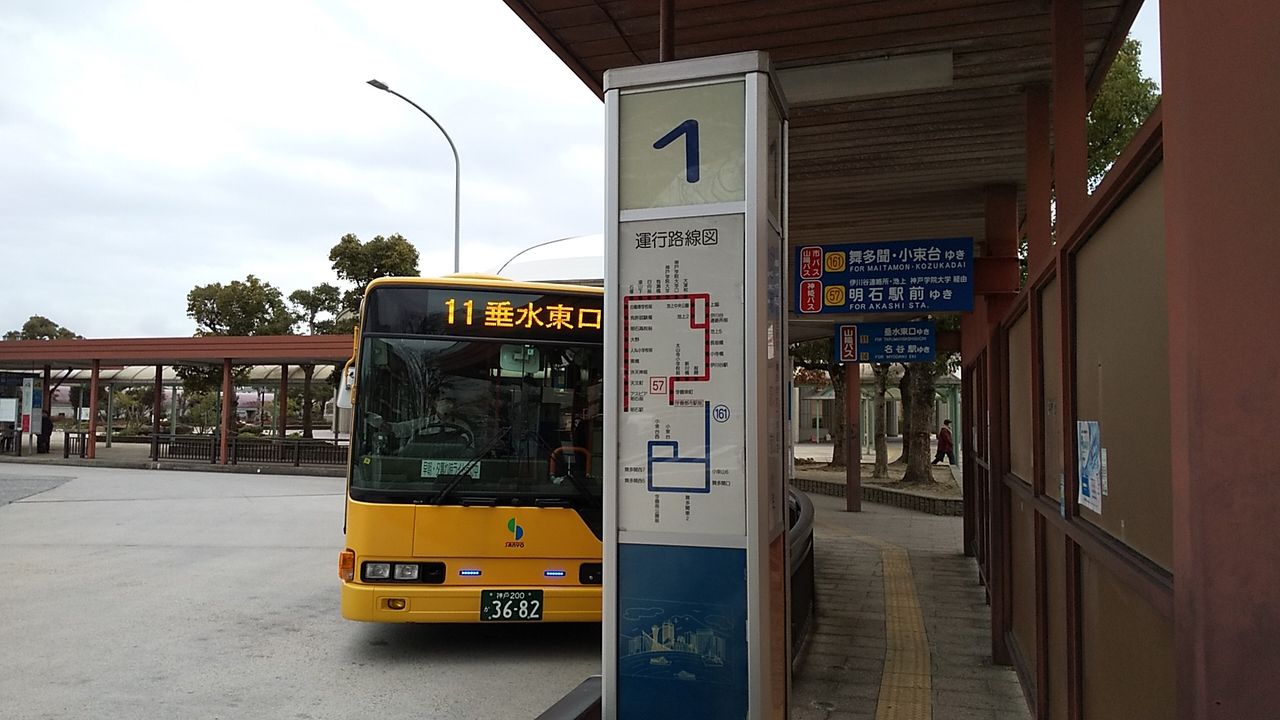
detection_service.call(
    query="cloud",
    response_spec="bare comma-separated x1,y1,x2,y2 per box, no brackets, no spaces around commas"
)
0,0,603,338
622,606,665,621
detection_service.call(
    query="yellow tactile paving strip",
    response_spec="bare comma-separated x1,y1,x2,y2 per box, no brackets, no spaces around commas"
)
819,523,933,720
875,545,932,720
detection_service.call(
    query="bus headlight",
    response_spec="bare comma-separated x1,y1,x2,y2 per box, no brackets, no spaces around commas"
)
364,562,392,580
393,564,420,580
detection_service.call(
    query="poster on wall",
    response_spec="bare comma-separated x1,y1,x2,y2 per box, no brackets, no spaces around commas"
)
1100,448,1109,496
1076,420,1102,513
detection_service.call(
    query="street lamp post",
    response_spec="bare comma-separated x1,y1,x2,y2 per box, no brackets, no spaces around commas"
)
366,79,461,273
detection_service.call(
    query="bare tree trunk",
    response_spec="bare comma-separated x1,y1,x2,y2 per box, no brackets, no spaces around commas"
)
872,363,891,478
828,367,846,469
893,367,910,463
902,361,940,484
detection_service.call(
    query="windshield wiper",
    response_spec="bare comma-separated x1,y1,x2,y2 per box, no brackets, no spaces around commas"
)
431,427,511,505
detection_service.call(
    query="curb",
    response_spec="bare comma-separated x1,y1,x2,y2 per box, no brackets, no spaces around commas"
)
0,456,344,478
790,474,963,516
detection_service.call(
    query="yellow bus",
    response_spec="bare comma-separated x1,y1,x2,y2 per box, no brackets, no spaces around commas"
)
338,275,604,623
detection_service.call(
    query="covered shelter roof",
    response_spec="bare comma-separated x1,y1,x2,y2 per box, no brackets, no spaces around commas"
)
505,0,1140,251
0,335,353,371
504,0,1144,345
34,364,338,387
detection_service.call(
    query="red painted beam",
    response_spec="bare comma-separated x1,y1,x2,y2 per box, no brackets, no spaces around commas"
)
0,335,353,369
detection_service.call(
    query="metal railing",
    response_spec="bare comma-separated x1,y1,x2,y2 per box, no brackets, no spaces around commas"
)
62,431,88,459
228,436,349,466
537,489,817,719
148,434,349,467
154,435,218,463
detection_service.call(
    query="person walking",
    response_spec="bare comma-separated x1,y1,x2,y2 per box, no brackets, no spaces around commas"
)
932,418,955,465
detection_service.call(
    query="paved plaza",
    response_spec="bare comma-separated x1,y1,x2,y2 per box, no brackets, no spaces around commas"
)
0,452,1026,719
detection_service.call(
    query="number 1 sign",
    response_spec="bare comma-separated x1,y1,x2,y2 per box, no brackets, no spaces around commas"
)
617,80,746,210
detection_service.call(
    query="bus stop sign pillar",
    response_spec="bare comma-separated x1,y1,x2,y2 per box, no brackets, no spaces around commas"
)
604,52,790,719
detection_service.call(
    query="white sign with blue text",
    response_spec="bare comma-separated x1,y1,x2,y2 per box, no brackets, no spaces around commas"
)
835,322,936,363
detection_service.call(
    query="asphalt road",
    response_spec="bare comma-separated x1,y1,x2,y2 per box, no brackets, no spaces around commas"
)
0,464,601,720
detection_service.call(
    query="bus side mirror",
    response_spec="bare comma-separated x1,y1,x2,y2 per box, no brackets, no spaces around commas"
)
336,363,357,409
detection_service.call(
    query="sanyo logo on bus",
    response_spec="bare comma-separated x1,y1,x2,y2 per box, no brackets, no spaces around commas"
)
506,518,525,548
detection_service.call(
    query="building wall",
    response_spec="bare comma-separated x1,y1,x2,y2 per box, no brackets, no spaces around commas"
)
985,149,1174,715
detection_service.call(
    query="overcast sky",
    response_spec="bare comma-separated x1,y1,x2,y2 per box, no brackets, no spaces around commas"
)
0,0,605,338
1,1,1162,340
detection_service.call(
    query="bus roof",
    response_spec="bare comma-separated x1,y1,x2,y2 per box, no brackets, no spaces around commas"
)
364,274,603,298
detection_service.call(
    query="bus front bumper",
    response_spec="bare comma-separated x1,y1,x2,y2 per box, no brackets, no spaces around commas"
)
341,582,602,623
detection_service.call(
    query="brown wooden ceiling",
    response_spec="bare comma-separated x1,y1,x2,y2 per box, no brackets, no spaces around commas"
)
505,0,1141,253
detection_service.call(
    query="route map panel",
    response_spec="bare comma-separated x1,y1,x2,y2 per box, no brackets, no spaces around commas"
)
617,214,746,537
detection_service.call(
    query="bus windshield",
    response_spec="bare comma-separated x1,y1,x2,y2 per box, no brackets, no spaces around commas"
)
351,335,603,507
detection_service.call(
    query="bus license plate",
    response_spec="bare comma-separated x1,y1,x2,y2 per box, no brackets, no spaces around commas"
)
480,590,544,622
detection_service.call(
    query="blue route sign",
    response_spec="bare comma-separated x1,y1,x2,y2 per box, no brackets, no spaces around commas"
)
835,322,936,363
796,237,974,314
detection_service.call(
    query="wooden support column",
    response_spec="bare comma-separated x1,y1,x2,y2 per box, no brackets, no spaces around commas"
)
151,365,163,461
985,183,1018,667
1025,84,1053,278
1051,0,1088,231
219,359,232,465
844,361,861,513
960,291,989,559
87,360,100,459
1162,2,1280,718
961,369,976,557
988,324,1012,666
278,364,289,438
977,184,1021,314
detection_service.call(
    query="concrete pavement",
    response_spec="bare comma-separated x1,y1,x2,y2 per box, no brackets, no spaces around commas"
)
789,493,1029,720
0,463,599,720
1,447,1027,720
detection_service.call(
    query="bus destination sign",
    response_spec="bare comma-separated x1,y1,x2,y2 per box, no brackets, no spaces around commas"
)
364,286,603,343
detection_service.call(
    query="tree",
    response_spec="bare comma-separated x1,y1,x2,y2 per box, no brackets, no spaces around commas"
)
186,275,295,337
3,315,81,340
329,233,420,313
791,338,850,469
288,283,342,335
282,281,340,436
898,317,962,484
183,391,221,432
870,363,894,479
111,387,155,434
1087,38,1161,185
180,274,292,407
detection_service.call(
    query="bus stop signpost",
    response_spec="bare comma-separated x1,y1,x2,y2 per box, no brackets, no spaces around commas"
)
604,52,789,719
